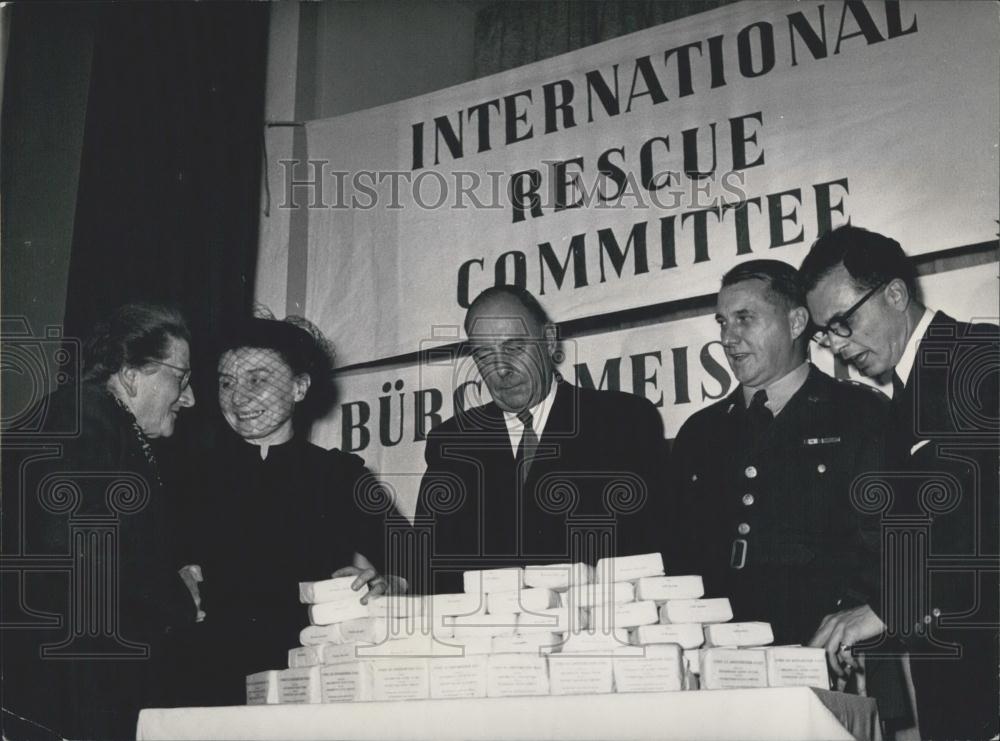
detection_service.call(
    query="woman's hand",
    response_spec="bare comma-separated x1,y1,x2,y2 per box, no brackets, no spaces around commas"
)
331,565,388,605
178,564,206,622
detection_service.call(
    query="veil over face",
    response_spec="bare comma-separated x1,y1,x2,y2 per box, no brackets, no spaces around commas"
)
217,347,309,445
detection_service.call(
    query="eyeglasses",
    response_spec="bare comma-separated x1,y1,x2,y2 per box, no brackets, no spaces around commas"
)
811,280,887,345
149,359,191,391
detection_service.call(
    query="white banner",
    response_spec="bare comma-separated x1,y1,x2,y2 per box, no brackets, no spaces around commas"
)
315,264,999,520
256,0,999,366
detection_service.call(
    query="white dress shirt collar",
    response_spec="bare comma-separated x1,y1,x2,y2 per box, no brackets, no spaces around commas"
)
895,307,935,387
502,379,558,455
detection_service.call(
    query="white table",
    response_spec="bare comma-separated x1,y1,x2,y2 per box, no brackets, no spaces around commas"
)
138,687,880,740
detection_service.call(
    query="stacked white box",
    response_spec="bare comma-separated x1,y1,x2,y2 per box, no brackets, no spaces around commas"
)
491,633,561,655
523,563,593,590
447,610,519,638
367,595,425,619
299,623,343,646
631,623,705,649
288,645,323,668
487,587,559,614
321,642,373,666
356,633,440,658
309,598,370,625
334,616,401,644
612,643,684,693
463,568,524,595
764,647,829,689
560,628,631,654
370,658,430,701
277,666,321,703
562,580,635,608
486,654,549,697
429,592,483,618
547,654,614,695
588,600,659,631
246,670,279,705
298,577,366,604
704,622,774,648
595,553,664,582
429,656,489,699
659,598,733,624
439,634,494,656
319,662,374,703
634,575,704,601
516,606,586,634
700,648,768,690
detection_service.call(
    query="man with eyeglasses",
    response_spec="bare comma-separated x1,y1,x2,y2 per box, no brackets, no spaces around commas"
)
668,259,890,651
800,225,999,740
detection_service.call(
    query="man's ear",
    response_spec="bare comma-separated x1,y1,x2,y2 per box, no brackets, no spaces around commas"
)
118,366,140,397
788,306,809,342
543,323,558,356
293,373,311,403
884,278,911,313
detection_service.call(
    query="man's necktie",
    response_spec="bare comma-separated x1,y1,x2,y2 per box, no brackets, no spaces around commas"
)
891,371,906,406
747,389,773,436
516,409,539,485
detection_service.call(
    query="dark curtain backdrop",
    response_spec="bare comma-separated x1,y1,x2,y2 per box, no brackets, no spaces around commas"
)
474,0,734,77
62,2,269,454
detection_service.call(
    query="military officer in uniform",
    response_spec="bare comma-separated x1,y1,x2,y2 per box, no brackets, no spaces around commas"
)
668,259,889,646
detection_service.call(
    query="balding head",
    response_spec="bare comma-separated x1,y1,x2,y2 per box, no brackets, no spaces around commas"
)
464,287,556,413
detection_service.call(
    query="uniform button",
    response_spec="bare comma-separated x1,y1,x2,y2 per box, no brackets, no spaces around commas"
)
931,608,941,618
817,463,827,474
691,474,698,482
922,615,932,624
737,522,751,535
742,493,755,506
744,466,758,479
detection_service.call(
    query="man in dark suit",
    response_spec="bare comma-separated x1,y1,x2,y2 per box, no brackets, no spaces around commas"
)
802,226,999,740
412,285,666,594
668,259,890,647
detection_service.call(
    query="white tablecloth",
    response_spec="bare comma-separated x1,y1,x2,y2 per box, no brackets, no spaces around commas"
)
137,687,879,740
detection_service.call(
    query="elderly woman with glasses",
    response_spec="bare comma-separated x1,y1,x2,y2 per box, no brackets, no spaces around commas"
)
182,315,400,706
4,303,199,740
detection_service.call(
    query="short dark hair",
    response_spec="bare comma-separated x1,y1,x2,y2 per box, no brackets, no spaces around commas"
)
799,225,918,297
721,259,805,310
464,285,551,334
83,303,191,383
217,316,337,427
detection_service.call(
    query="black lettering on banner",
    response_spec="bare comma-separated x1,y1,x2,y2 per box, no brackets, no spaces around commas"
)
672,347,691,404
413,388,444,442
543,80,577,134
342,401,371,452
538,236,589,296
814,178,850,235
575,357,623,392
599,221,649,283
409,4,918,166
467,99,501,154
700,341,732,401
767,188,805,248
630,351,664,407
379,380,406,447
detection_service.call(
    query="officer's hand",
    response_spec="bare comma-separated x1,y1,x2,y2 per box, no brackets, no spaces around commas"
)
809,605,885,677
